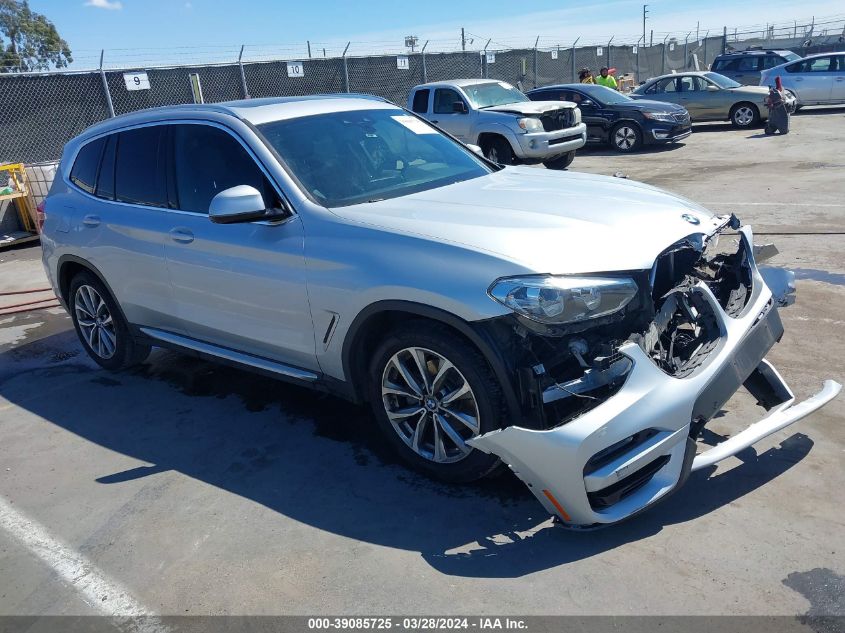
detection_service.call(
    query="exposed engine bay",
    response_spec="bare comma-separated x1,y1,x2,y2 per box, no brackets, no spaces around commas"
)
469,221,840,527
482,216,766,430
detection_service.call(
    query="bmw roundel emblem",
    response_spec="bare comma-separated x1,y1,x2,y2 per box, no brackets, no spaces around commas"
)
681,213,700,225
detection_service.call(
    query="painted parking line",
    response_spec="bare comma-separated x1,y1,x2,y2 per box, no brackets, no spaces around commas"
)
0,496,169,632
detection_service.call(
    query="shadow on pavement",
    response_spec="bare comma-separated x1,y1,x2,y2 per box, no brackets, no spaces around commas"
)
0,329,813,579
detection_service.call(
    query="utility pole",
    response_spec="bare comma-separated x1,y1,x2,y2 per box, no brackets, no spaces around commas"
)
642,5,648,49
461,28,466,52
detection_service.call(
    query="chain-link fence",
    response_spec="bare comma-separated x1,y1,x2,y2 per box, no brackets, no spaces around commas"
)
2,19,844,163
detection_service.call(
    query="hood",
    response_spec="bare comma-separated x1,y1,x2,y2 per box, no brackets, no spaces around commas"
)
728,85,769,96
483,100,576,115
613,99,686,113
330,167,725,274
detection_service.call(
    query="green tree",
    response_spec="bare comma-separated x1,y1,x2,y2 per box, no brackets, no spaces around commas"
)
0,0,72,72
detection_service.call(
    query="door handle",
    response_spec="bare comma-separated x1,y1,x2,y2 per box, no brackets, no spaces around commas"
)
836,77,845,82
82,214,100,227
169,228,194,244
795,78,803,82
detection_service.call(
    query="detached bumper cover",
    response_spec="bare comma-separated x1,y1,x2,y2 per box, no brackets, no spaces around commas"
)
468,226,840,527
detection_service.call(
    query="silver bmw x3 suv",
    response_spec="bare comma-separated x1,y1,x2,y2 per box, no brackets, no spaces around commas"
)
42,94,839,528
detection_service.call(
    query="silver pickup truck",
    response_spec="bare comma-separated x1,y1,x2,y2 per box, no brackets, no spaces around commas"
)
408,79,587,169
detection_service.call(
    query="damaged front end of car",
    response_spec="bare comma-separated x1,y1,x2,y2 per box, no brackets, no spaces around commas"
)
469,218,840,528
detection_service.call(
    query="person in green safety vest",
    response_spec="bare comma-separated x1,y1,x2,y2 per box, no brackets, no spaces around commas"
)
596,67,618,90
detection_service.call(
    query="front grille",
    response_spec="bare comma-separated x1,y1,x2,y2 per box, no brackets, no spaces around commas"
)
673,112,690,123
540,109,573,131
548,131,582,145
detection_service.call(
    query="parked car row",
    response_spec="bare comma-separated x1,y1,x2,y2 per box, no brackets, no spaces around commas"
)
409,51,842,169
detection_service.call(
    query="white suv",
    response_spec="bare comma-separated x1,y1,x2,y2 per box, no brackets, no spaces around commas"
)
41,94,839,528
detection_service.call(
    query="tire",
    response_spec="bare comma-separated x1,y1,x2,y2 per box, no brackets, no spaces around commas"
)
730,102,760,128
68,270,151,371
481,136,515,165
609,122,643,152
367,321,505,483
543,151,576,170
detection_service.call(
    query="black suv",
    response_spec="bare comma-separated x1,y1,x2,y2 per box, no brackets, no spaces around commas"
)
711,49,801,85
526,84,691,153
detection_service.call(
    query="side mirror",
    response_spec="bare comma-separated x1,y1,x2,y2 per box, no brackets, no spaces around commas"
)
706,85,719,92
209,185,281,224
465,143,484,156
452,100,468,114
580,99,595,107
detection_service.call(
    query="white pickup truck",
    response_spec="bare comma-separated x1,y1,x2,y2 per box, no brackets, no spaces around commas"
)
408,79,587,169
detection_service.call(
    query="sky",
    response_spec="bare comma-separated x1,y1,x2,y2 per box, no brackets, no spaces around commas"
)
27,0,845,69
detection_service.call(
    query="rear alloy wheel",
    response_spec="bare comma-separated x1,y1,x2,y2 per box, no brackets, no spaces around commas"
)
611,123,642,152
69,271,151,371
368,323,505,482
730,103,760,128
543,151,576,170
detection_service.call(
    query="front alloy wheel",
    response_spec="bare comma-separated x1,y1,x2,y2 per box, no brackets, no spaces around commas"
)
731,104,759,128
381,347,480,464
74,284,117,359
612,124,641,152
368,322,505,482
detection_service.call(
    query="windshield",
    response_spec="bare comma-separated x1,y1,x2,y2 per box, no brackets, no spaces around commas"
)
704,72,742,89
257,108,491,208
783,52,801,62
463,82,529,108
575,84,634,105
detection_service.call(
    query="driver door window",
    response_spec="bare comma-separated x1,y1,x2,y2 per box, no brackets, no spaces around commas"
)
431,88,471,139
171,124,277,213
433,89,464,113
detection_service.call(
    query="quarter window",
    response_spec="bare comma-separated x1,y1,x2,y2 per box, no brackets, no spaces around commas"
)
411,89,430,113
69,137,105,194
172,124,275,214
114,126,167,207
96,135,117,201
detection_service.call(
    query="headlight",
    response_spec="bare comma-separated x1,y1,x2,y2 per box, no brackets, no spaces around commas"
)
517,117,544,132
489,275,638,324
643,111,676,122
573,108,582,125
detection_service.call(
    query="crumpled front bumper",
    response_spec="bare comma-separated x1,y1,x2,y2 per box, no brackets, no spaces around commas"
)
468,226,841,528
514,123,587,159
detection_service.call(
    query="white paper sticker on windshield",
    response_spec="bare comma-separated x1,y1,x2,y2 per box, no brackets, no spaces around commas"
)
392,115,437,134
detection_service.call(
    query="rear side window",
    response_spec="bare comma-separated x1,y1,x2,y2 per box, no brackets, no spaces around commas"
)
411,89,430,113
712,58,735,71
737,56,759,71
650,77,678,93
172,124,276,214
69,137,105,194
762,55,784,69
114,126,167,207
